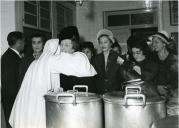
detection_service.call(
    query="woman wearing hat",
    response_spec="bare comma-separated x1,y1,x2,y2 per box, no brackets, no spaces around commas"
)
93,29,122,94
151,31,178,99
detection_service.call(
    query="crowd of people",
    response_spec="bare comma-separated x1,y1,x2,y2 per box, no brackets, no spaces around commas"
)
1,26,178,128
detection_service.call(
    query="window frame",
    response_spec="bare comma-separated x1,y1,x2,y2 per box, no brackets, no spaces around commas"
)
103,8,157,30
23,1,51,32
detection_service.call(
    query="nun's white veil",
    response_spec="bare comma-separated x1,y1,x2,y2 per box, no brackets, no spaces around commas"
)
9,39,60,128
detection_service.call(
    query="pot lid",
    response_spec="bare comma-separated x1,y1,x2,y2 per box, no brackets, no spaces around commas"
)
103,91,165,105
123,79,144,86
124,79,142,84
44,91,101,104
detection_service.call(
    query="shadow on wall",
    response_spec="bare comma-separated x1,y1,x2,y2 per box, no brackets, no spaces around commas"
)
85,1,95,21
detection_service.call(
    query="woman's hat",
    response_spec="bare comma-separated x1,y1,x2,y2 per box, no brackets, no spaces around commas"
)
152,30,170,45
96,29,115,43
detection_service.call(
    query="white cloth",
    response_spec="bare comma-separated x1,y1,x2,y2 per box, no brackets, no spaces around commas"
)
9,39,97,128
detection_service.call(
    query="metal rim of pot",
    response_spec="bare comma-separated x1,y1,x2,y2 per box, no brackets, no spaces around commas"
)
122,79,144,90
103,86,166,106
44,85,101,104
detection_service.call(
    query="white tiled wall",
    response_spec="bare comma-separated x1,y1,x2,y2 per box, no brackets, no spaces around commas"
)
1,1,16,55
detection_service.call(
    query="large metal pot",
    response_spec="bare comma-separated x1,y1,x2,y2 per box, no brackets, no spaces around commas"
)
44,85,103,128
103,90,166,128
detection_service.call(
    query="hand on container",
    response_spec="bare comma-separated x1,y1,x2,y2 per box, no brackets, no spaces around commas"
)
157,85,168,97
117,56,124,65
133,65,141,75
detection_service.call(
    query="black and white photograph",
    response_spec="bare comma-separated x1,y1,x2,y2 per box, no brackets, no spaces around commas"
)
1,0,178,128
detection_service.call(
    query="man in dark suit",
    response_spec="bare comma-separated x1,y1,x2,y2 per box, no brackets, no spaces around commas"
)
1,31,25,128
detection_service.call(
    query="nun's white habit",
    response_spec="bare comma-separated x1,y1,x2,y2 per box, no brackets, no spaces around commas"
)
9,39,97,128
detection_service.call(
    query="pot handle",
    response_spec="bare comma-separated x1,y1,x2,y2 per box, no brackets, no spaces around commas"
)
73,85,88,93
56,93,76,105
125,86,142,94
124,94,146,107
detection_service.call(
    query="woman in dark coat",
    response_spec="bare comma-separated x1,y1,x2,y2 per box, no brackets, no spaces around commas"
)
119,36,159,96
151,31,178,97
94,29,122,94
131,39,159,83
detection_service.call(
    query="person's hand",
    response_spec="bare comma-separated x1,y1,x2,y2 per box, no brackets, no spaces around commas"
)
117,56,124,65
54,87,64,93
157,85,168,97
170,89,178,97
133,65,141,75
20,53,24,58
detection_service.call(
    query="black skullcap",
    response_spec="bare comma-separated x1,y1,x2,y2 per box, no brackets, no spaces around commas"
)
58,26,80,43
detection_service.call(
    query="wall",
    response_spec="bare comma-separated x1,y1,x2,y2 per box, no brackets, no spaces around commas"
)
162,1,178,33
1,1,177,55
1,1,16,55
76,1,178,53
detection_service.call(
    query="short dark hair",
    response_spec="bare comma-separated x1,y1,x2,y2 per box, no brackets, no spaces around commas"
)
30,33,45,44
80,41,96,56
131,39,149,56
7,31,24,46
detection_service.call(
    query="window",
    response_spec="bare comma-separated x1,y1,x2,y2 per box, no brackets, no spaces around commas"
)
39,1,51,30
23,1,51,31
108,14,130,26
24,1,38,26
131,12,154,25
56,3,73,33
103,9,158,54
104,8,157,29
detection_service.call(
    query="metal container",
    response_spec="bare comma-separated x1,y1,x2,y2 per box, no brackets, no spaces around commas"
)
103,91,166,128
44,85,103,128
151,115,179,128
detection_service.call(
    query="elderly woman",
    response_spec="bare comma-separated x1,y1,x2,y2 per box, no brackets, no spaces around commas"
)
151,31,178,97
59,27,97,92
150,31,178,116
94,29,122,94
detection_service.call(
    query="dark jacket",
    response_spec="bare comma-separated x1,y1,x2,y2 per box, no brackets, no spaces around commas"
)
156,53,178,89
19,54,35,85
1,48,21,121
136,59,159,84
120,58,159,97
60,58,96,93
93,50,122,94
60,74,96,93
